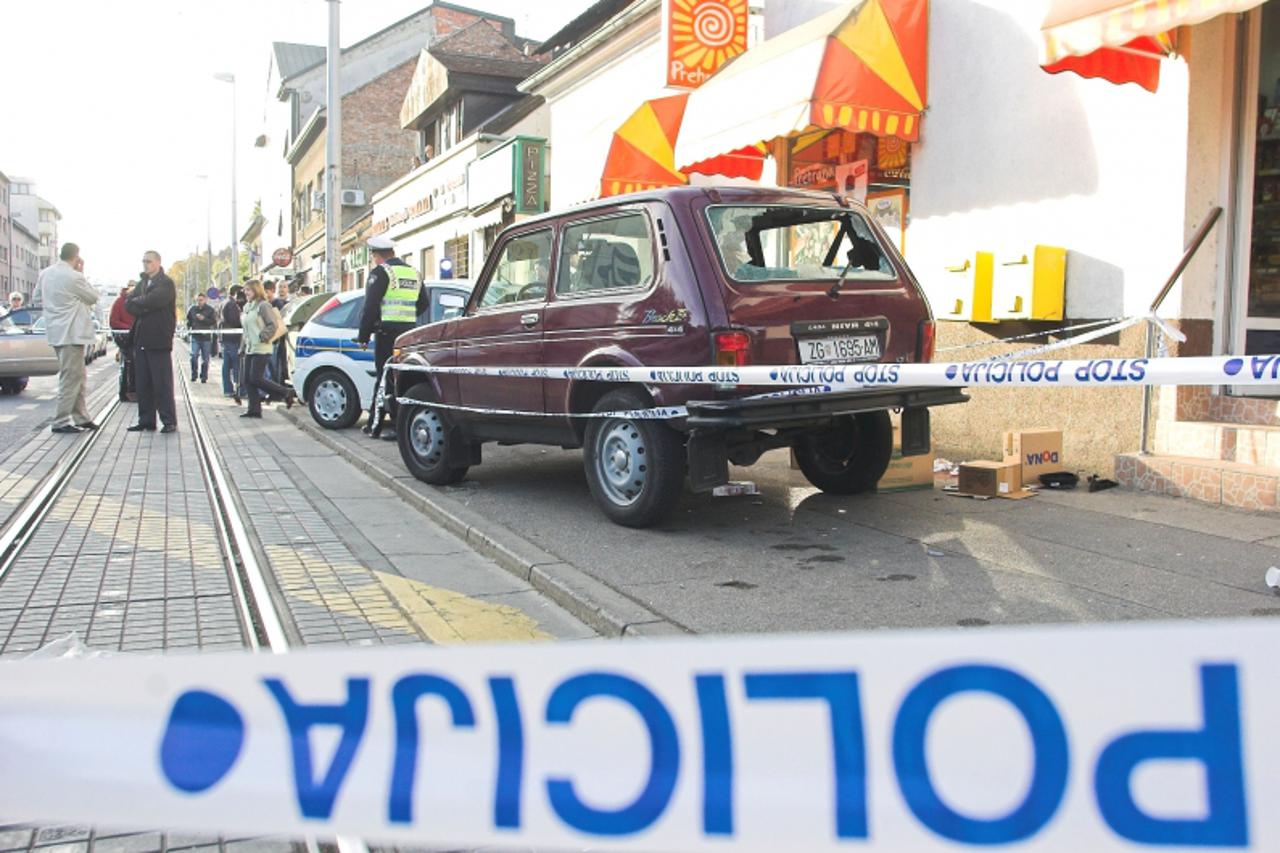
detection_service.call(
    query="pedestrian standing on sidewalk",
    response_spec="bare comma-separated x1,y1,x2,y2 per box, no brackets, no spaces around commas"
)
110,282,137,402
240,279,295,419
126,250,178,433
220,284,244,400
186,293,217,383
36,243,99,434
356,235,429,439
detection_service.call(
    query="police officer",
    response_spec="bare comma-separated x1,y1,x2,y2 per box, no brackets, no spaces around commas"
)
356,235,430,438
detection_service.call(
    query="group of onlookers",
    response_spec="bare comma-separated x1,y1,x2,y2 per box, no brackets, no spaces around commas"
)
37,243,312,436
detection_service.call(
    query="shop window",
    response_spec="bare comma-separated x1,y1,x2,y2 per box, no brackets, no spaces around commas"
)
478,230,552,308
557,213,654,295
444,236,469,279
1247,5,1280,323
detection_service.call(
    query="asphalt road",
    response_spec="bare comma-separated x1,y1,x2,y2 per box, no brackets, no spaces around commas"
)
435,443,1280,634
0,354,117,454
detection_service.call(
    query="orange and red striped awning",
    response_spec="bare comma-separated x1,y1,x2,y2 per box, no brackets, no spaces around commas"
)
1041,0,1268,91
674,0,928,172
599,93,766,197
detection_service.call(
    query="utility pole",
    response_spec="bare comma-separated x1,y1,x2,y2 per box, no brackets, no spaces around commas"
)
214,72,238,290
325,0,342,293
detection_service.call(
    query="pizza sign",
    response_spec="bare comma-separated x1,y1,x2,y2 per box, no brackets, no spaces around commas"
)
666,0,748,89
271,248,294,268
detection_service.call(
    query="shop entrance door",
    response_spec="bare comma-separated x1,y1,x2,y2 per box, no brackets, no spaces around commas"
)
1231,4,1280,394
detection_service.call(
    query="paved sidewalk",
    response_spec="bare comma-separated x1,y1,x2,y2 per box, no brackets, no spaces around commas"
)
287,407,1280,635
183,352,594,646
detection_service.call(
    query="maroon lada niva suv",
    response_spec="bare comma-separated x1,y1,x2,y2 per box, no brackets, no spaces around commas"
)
390,186,966,527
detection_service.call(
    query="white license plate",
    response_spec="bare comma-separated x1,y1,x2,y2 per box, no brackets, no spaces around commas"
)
798,334,881,364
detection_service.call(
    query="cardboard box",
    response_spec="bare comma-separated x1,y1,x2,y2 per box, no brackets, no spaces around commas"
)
878,424,934,492
957,460,1022,497
1003,428,1064,484
879,445,934,491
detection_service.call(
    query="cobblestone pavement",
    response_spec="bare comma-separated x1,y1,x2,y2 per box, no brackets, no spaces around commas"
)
0,361,118,533
0,355,291,852
2,349,594,852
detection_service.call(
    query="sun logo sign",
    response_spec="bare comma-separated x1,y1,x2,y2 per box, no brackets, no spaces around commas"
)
666,0,749,89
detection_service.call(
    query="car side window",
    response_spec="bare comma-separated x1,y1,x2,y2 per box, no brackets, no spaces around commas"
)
313,297,363,329
557,213,654,295
478,230,553,310
431,290,468,322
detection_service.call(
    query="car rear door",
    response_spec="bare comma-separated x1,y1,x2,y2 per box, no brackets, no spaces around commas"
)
452,228,555,415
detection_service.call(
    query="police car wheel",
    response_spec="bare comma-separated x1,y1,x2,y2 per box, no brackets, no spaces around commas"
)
582,388,684,528
308,370,360,429
794,411,893,495
397,383,468,485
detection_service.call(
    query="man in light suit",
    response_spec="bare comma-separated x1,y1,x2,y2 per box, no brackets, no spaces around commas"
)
35,242,100,434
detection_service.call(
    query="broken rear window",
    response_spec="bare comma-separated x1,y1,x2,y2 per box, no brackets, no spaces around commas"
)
706,205,896,284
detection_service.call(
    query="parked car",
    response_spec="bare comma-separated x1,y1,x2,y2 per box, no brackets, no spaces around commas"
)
0,314,57,394
3,306,43,331
389,186,967,527
32,316,102,364
293,282,472,430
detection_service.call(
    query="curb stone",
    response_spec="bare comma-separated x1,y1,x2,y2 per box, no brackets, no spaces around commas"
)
279,407,691,638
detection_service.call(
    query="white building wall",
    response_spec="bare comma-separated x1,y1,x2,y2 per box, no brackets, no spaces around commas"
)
533,9,669,207
908,0,1190,320
257,57,295,271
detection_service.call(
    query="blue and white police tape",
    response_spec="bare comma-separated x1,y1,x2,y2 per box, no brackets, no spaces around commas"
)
185,329,243,336
386,353,1280,389
0,619,1273,850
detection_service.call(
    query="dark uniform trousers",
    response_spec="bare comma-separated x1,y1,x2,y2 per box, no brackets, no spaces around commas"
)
135,346,176,428
369,323,411,428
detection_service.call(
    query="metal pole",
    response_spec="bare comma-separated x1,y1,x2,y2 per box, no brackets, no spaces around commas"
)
1138,206,1224,456
231,78,239,289
325,0,342,293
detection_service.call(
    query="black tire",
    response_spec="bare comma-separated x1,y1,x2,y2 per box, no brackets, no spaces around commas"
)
582,388,685,528
307,370,361,430
12,377,27,395
794,411,894,495
397,382,468,485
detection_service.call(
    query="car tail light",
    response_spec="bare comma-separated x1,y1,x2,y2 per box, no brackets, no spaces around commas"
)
311,296,340,321
714,330,751,367
917,319,936,363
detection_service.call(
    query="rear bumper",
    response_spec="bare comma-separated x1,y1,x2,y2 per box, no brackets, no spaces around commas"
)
683,385,968,430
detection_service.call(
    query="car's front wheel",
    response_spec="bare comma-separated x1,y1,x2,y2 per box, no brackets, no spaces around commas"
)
793,411,893,495
397,382,468,485
0,378,26,395
307,370,361,429
582,388,685,528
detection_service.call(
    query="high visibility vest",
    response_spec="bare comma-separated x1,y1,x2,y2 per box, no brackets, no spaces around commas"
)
379,263,421,324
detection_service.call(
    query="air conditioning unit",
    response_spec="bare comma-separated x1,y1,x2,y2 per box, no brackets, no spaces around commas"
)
340,189,365,207
310,191,324,212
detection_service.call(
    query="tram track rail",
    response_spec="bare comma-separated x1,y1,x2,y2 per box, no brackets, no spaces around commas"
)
0,394,120,584
174,363,369,853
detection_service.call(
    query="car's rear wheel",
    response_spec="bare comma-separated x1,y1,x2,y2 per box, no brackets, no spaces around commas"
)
307,370,361,430
1,378,26,395
794,411,893,495
397,382,468,485
582,388,684,528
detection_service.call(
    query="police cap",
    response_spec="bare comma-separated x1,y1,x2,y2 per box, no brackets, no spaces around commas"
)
368,235,395,252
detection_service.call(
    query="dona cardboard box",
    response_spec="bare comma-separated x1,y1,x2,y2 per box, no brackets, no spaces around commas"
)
1003,428,1063,484
879,423,933,492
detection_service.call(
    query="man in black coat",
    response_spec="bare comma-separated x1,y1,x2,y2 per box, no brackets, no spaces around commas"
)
126,250,178,433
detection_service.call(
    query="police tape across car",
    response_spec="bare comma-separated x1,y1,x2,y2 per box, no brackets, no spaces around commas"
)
385,354,1279,389
1,618,1273,851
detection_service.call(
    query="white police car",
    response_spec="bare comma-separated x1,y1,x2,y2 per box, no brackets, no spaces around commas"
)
294,282,471,429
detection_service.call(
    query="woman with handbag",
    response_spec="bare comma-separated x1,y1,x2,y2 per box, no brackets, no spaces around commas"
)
109,282,136,402
239,279,295,418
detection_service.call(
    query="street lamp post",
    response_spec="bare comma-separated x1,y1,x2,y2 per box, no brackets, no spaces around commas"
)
214,72,238,291
325,0,342,293
195,174,211,304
